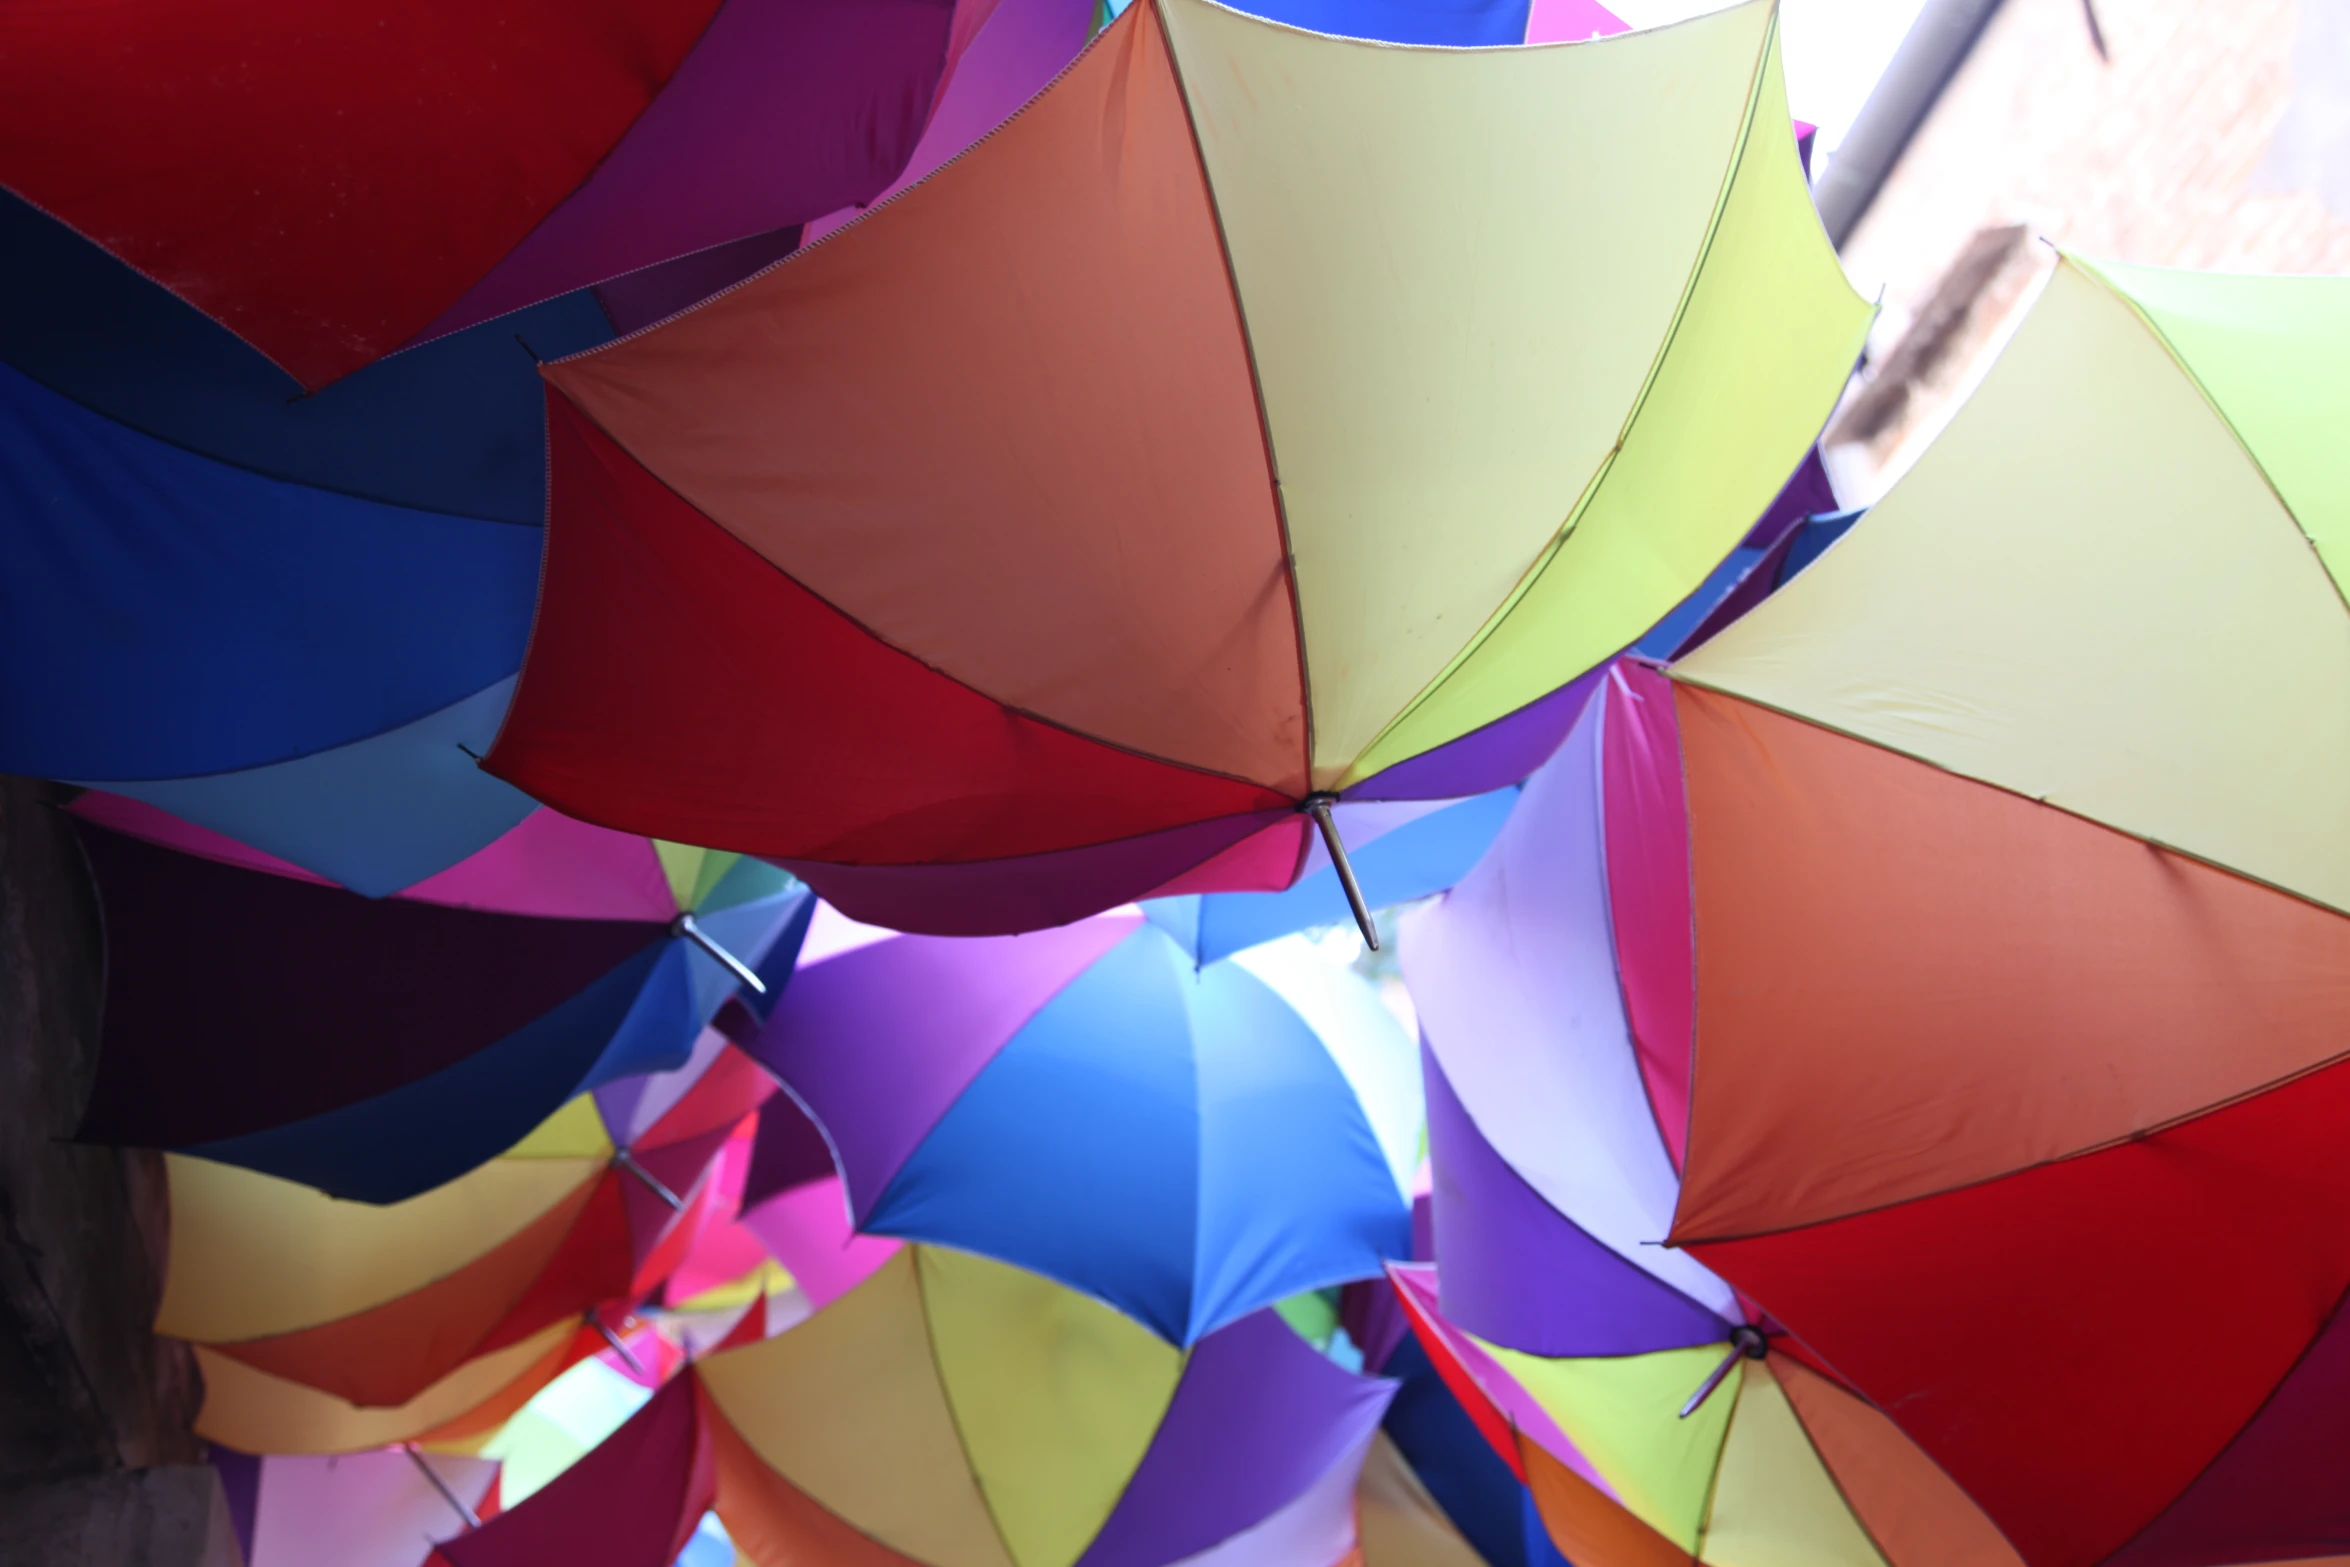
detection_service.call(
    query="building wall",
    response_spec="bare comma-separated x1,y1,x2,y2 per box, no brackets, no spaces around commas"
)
0,775,236,1564
1828,0,2350,491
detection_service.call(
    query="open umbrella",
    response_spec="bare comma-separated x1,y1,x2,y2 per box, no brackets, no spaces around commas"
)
442,1244,1396,1567
1641,257,2350,1567
158,1046,769,1449
482,0,1869,939
0,0,1012,388
71,818,804,1201
1389,1263,2022,1567
747,909,1418,1343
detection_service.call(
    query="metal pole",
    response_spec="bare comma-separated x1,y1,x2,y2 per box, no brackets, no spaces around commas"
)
1302,795,1379,950
673,911,767,995
1679,1325,1768,1419
402,1443,483,1531
594,1316,647,1377
613,1146,683,1211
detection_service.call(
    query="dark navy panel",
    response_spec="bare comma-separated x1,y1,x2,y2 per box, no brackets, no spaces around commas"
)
1383,1336,1571,1567
0,361,541,779
0,189,611,522
185,940,687,1203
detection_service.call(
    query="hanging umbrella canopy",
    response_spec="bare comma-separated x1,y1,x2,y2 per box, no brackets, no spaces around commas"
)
0,0,1011,389
430,1245,1395,1567
71,818,805,1201
162,1058,764,1450
210,1444,500,1567
704,1245,1395,1567
747,910,1419,1343
483,0,1869,938
1388,1264,2021,1567
1643,257,2350,1567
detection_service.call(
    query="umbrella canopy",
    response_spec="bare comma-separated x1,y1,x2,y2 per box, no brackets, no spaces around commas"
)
0,0,1008,388
158,1049,767,1442
1389,1264,2021,1567
1642,257,2350,1567
432,1245,1395,1567
210,1445,499,1567
482,0,1869,937
705,1245,1394,1567
748,910,1418,1343
71,818,805,1201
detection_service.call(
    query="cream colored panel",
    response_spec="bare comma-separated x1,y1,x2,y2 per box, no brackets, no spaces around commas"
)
919,1247,1184,1567
1677,258,2350,912
700,1251,1017,1567
1161,0,1773,784
159,1153,602,1342
1699,1367,1887,1567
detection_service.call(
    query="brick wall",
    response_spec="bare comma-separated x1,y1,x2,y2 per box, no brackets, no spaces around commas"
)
1828,0,2350,491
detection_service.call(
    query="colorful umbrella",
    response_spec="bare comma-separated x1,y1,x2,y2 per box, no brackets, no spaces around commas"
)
0,0,1010,388
1650,257,2350,1567
443,1244,1396,1567
209,1444,500,1567
1390,1263,2022,1567
71,818,803,1201
482,0,1869,938
160,1049,766,1450
747,909,1419,1343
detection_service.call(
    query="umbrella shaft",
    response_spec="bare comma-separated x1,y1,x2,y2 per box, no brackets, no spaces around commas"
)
1304,796,1379,950
402,1443,482,1530
614,1146,684,1211
1678,1342,1747,1419
595,1317,647,1377
674,911,768,995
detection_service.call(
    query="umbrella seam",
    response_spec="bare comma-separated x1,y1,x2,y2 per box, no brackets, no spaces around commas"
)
1671,1034,2350,1249
1151,0,1318,798
909,1246,1031,1567
2091,1272,2350,1566
2074,252,2350,626
537,5,1137,366
493,393,1299,805
1338,0,1791,786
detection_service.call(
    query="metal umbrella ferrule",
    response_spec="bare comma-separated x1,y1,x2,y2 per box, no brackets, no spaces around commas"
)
1678,1324,1769,1419
613,1145,684,1211
1301,794,1379,950
402,1442,483,1530
672,910,768,995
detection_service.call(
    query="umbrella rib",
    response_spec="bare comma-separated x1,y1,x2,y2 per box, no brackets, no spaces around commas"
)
402,1442,483,1531
673,910,766,994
